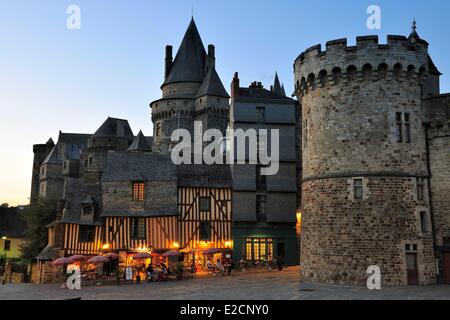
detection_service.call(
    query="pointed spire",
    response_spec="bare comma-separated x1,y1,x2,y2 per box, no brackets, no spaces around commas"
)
196,64,230,98
46,138,55,146
127,130,152,153
281,84,286,97
272,72,283,96
163,18,207,85
408,19,421,42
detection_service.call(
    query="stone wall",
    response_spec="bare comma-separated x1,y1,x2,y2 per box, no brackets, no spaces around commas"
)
295,35,437,286
301,177,436,286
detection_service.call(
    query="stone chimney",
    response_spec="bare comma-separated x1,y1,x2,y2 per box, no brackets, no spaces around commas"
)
165,45,173,80
231,72,240,97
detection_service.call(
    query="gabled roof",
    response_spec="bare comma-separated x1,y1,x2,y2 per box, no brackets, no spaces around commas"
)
42,146,61,165
94,117,134,138
81,195,96,205
163,18,207,85
196,66,230,98
127,130,152,152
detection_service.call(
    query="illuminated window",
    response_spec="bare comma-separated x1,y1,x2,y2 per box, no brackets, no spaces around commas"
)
131,218,146,240
132,182,145,201
245,238,273,261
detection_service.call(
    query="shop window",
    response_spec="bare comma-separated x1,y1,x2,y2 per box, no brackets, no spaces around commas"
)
245,238,273,261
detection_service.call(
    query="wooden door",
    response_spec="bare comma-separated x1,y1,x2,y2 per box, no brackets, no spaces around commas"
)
443,252,450,285
406,253,418,285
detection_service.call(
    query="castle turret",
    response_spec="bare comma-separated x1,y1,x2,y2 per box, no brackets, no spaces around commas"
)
30,138,55,204
150,18,229,153
295,26,438,286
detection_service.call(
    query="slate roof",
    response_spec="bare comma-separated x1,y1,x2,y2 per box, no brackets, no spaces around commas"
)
42,146,62,165
163,18,207,85
93,117,134,138
235,87,295,103
127,130,152,152
61,178,103,226
177,164,232,188
0,207,26,238
103,152,177,182
272,73,283,96
196,66,230,98
428,55,442,75
36,245,60,261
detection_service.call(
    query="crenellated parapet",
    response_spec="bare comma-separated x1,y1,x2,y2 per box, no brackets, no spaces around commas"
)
294,35,430,96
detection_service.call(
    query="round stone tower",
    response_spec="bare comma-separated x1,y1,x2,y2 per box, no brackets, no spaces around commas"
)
150,18,229,154
295,29,438,286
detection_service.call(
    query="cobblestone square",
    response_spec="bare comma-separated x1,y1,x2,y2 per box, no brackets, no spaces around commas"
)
1,267,450,300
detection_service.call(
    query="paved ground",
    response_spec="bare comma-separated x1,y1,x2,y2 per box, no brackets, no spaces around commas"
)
1,267,449,300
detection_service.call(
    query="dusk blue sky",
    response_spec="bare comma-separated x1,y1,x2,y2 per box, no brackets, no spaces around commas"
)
1,0,450,205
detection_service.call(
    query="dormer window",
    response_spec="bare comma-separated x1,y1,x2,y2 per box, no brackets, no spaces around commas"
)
82,206,93,216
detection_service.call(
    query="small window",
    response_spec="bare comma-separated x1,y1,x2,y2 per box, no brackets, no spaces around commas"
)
199,197,210,212
256,107,266,123
396,113,411,143
132,182,145,201
199,221,212,241
256,195,267,222
79,226,95,243
354,179,363,199
417,178,425,201
156,123,162,137
4,240,11,251
82,206,93,216
130,218,146,240
420,211,428,233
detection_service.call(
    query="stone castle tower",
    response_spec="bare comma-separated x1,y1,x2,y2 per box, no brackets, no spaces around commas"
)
150,18,230,153
294,24,442,286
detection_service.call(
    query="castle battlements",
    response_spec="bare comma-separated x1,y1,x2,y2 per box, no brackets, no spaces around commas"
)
294,35,431,96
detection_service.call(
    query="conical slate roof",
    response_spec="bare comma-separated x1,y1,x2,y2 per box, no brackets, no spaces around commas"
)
127,130,152,152
163,18,207,85
272,73,283,96
196,66,230,98
42,146,61,165
281,84,286,97
94,117,134,138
